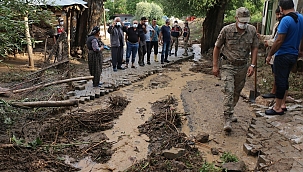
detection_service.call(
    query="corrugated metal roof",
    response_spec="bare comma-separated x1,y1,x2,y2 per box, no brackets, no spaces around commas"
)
34,0,87,7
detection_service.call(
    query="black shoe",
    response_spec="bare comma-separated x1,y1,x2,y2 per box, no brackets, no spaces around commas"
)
113,68,117,72
175,52,177,56
265,109,284,115
164,60,170,63
161,62,164,64
139,63,144,66
262,93,275,98
117,66,125,70
147,62,151,65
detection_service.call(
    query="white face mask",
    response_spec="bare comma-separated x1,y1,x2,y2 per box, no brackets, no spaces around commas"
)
60,22,64,25
145,22,148,26
116,22,121,26
133,24,138,28
237,22,247,29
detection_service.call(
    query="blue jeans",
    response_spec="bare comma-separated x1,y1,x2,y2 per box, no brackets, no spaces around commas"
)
273,54,297,99
126,41,139,64
161,41,170,62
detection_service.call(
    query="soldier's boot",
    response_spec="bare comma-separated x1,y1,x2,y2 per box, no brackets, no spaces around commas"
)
231,117,238,122
154,54,158,62
223,116,232,132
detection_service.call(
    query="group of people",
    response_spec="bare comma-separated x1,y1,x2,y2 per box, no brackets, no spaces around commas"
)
108,16,190,70
213,0,303,132
85,16,190,87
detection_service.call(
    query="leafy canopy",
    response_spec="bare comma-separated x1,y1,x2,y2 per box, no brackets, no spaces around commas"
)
135,2,164,24
0,0,51,57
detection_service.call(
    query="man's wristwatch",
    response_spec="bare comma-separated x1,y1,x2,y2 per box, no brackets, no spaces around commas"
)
250,64,256,68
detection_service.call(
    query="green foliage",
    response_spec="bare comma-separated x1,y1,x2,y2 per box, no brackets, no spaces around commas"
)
104,0,128,20
154,0,263,19
0,0,51,57
224,1,263,23
135,2,164,21
135,2,151,20
200,161,222,172
11,135,42,148
220,152,239,163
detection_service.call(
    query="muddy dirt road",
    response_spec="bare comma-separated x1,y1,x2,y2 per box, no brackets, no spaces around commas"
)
71,61,256,171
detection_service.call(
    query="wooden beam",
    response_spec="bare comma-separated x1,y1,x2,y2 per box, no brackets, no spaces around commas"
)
12,76,93,94
11,99,79,108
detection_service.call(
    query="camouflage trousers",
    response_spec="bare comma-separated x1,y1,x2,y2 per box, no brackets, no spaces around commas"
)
170,36,179,53
220,64,248,116
183,38,188,53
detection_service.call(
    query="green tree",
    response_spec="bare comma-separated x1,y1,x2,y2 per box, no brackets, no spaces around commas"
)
135,2,152,20
104,0,128,20
0,0,51,67
126,0,154,15
126,0,140,15
154,0,263,52
150,3,164,21
135,2,163,21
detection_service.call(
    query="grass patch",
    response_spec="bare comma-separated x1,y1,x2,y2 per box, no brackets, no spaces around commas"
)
220,152,239,163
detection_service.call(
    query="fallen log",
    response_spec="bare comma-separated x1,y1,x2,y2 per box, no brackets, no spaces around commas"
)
11,99,79,108
12,76,93,94
26,59,69,77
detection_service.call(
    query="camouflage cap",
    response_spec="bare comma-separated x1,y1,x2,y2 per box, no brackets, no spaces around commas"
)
236,7,250,22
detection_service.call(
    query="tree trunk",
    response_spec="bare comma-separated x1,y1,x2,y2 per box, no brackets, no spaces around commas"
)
12,76,93,94
201,0,228,53
11,99,79,108
24,16,34,68
67,10,71,58
74,0,104,49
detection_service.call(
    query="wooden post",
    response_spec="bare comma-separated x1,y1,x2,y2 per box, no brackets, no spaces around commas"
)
44,37,48,62
67,10,71,58
103,6,107,40
24,15,34,68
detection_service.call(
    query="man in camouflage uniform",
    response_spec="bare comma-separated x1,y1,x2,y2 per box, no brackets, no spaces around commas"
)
212,7,259,132
182,21,190,56
169,20,182,56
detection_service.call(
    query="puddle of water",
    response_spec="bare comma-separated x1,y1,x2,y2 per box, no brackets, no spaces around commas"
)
76,62,205,171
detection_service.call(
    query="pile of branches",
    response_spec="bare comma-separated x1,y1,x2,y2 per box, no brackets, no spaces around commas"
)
127,96,204,171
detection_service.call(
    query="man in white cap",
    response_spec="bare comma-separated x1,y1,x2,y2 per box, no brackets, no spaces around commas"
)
212,7,259,133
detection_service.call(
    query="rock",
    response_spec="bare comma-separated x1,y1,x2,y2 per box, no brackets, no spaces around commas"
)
221,161,246,172
162,147,186,159
211,147,219,155
77,49,82,55
196,132,209,143
151,82,159,86
255,96,272,107
286,96,295,103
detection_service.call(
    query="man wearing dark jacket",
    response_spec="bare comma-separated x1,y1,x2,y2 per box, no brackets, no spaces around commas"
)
108,17,126,71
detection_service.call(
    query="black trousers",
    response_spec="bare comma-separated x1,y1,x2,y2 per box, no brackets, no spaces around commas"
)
150,41,158,55
146,41,152,62
88,51,103,86
111,46,123,68
138,41,147,64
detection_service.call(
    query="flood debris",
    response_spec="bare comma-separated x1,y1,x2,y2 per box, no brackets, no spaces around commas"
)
126,96,205,171
0,96,130,171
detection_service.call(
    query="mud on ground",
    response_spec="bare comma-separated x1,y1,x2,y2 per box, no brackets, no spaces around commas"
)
126,96,205,172
0,93,129,171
